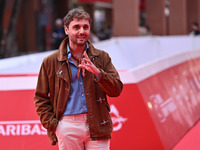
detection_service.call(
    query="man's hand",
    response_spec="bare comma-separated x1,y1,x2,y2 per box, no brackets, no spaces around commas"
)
78,51,101,76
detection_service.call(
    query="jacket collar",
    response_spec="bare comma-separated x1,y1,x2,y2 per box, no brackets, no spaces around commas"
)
57,37,100,62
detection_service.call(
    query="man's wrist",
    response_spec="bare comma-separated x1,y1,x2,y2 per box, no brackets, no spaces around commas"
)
94,68,100,76
95,70,101,79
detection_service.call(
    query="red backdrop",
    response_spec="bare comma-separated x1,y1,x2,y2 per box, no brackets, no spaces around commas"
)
1,56,200,149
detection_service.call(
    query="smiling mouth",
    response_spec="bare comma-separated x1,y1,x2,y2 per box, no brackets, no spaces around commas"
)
77,34,86,38
77,36,86,40
78,36,85,38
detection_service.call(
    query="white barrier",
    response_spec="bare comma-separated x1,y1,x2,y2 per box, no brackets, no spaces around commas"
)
0,35,200,73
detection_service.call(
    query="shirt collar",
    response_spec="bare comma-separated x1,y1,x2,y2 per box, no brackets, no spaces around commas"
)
67,43,89,59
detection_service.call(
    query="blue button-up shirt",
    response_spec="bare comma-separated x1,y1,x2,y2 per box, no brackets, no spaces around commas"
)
63,44,88,115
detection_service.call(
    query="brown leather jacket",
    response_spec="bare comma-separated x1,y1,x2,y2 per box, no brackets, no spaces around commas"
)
34,38,123,145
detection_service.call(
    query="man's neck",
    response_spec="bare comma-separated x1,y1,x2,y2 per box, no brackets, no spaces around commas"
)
69,42,86,58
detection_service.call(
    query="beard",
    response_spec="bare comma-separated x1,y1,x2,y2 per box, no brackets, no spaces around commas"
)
71,35,88,46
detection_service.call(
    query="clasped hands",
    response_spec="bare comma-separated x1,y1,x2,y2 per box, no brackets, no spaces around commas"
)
77,51,100,78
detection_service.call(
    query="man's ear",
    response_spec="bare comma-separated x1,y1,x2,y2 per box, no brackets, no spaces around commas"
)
64,26,68,35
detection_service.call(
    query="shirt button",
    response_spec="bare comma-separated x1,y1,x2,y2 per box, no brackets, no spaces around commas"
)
80,82,82,85
82,94,84,96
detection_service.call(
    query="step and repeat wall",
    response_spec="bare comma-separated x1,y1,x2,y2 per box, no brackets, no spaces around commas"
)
1,49,200,150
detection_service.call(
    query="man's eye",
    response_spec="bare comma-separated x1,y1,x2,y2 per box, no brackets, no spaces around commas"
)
84,26,89,30
74,26,80,29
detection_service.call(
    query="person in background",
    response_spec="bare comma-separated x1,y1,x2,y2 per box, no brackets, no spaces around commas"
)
52,18,66,49
34,8,123,150
189,22,200,36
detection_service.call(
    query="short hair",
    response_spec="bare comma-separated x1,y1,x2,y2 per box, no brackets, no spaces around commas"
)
63,8,92,28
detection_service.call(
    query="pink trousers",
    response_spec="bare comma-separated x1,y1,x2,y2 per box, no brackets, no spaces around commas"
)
55,114,110,150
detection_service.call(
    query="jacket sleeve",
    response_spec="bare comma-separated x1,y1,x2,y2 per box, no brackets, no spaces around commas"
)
34,60,58,131
94,52,123,97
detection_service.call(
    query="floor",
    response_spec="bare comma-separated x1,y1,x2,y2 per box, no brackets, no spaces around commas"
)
173,120,200,150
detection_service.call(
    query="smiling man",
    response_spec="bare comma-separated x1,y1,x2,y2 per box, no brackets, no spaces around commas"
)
34,8,123,150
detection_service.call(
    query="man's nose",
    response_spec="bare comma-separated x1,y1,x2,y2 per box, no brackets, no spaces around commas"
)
79,27,85,33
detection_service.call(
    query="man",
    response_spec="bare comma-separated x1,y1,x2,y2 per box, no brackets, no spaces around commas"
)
34,8,123,150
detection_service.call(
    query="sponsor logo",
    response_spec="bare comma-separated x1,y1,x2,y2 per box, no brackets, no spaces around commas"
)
0,120,46,136
110,105,128,131
148,94,176,123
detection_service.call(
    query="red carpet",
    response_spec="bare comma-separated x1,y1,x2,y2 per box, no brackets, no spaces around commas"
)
173,120,200,150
